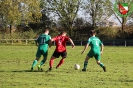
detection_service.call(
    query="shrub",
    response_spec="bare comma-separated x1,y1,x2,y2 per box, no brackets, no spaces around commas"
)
96,27,118,40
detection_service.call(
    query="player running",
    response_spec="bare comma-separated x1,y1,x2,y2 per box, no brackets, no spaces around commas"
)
81,30,106,72
49,31,75,71
31,29,51,71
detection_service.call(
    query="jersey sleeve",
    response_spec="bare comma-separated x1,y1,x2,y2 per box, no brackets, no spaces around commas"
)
52,36,58,41
87,38,91,45
65,36,69,41
49,35,51,40
99,39,103,46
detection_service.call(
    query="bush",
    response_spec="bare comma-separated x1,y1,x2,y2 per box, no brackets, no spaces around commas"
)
96,27,118,40
0,29,38,39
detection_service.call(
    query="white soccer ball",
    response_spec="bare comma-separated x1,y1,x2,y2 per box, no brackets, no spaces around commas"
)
74,64,80,70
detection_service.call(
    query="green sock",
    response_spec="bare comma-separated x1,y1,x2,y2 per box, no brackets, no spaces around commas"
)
32,60,38,68
83,61,88,69
99,63,104,67
39,59,46,67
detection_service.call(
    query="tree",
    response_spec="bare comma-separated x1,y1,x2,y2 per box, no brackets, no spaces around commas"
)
40,0,55,29
84,0,112,30
73,17,84,39
45,0,82,37
20,0,42,27
0,0,42,34
0,0,22,34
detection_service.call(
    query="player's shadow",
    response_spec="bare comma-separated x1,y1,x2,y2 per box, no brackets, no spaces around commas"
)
124,80,133,82
11,70,45,72
12,70,33,72
0,70,45,72
0,70,5,72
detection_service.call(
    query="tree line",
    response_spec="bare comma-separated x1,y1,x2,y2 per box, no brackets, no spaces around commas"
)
0,0,133,40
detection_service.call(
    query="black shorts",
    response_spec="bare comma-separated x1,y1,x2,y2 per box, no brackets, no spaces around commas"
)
52,51,67,58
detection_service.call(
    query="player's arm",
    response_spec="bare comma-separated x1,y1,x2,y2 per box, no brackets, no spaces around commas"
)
48,36,52,48
81,38,90,54
48,39,52,48
49,37,56,48
81,43,89,54
35,41,38,46
99,40,104,54
100,44,104,54
68,38,75,48
35,37,39,46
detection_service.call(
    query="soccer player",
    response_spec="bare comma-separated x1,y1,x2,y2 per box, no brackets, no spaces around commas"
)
81,30,106,72
31,29,51,71
49,31,75,71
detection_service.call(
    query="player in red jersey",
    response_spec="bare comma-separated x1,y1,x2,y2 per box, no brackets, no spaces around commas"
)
49,31,75,71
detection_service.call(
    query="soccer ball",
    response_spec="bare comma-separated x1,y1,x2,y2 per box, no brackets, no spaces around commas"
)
74,64,80,70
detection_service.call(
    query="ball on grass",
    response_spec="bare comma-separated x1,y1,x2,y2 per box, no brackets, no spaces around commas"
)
74,64,80,70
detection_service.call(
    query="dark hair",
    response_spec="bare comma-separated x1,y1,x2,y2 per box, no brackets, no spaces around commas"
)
90,30,96,35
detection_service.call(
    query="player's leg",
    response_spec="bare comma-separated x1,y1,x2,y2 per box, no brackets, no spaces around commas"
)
38,51,48,70
49,51,59,70
31,50,41,71
49,56,56,70
82,56,90,71
56,52,67,68
31,57,40,71
96,60,106,72
38,57,47,71
38,57,47,67
82,51,93,71
56,58,65,69
95,54,106,72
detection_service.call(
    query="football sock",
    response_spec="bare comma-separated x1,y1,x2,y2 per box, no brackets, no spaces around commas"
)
56,59,65,68
49,59,54,68
39,59,46,67
99,63,104,67
32,60,37,68
83,61,88,69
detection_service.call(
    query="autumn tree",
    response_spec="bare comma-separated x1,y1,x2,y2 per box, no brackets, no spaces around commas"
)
19,0,42,29
0,0,22,34
0,0,42,34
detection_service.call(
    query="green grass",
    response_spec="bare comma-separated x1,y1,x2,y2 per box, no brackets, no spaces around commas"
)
0,46,133,88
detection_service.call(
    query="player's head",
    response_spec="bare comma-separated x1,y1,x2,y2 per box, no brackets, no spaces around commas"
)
90,30,96,36
44,29,49,34
60,31,67,36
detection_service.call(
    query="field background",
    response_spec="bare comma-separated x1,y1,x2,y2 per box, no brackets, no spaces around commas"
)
0,45,133,88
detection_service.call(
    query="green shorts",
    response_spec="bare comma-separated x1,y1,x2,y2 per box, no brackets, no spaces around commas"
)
36,49,48,58
87,51,101,60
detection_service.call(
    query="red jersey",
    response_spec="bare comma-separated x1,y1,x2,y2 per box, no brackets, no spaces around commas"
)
52,35,69,52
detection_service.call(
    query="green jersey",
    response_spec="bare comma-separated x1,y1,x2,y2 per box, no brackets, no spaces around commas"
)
36,34,51,51
87,36,103,53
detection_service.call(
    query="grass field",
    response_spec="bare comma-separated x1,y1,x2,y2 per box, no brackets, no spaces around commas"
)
0,45,133,88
